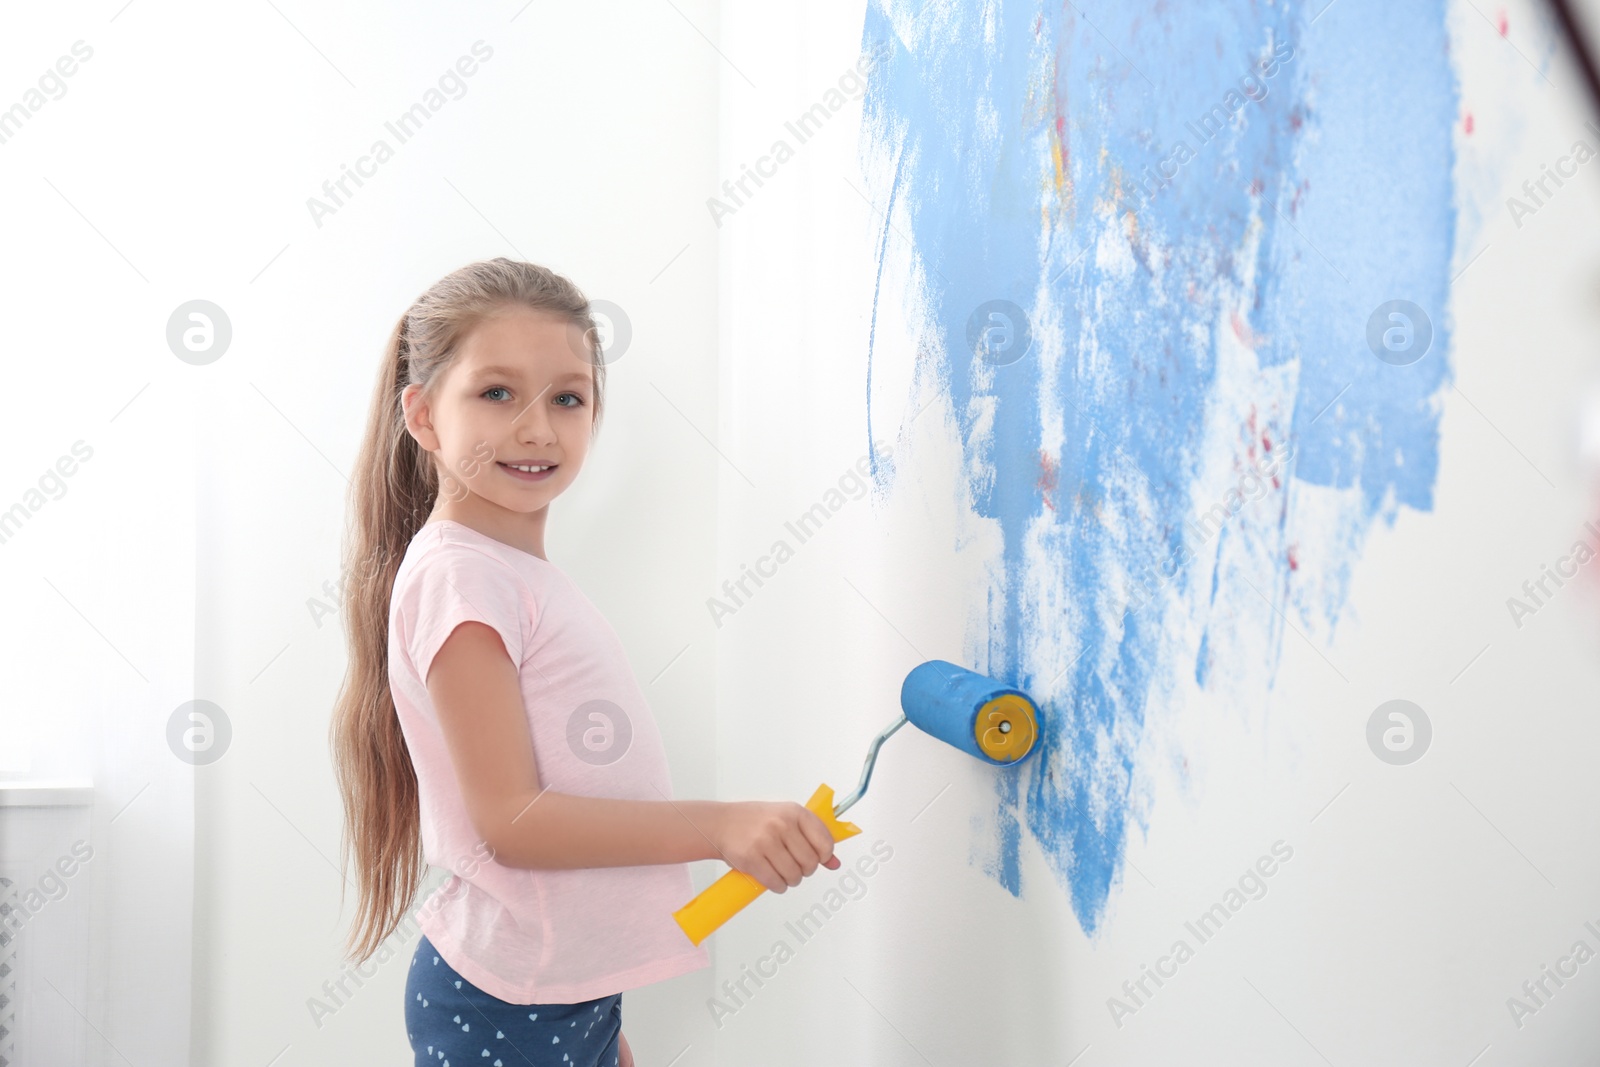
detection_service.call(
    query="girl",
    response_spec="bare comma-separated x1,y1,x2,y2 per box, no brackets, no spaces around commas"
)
330,258,841,1067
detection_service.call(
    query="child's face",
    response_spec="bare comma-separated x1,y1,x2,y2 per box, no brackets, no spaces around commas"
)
405,305,597,516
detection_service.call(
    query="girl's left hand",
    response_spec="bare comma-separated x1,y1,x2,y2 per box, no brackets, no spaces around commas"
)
619,1029,634,1067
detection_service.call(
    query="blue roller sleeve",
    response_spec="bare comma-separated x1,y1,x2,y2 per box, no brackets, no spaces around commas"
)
899,659,1035,766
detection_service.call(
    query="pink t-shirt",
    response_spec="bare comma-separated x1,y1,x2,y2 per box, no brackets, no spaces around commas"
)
387,518,710,1004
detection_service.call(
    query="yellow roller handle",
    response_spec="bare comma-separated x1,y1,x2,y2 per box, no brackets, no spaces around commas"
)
672,783,862,946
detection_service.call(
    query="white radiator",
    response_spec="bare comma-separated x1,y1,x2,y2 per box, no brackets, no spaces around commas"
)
0,782,93,1067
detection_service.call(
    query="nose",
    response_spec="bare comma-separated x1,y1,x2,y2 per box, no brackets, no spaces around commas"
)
514,386,558,445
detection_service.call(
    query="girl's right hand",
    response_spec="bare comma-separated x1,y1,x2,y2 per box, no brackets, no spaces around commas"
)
712,801,841,894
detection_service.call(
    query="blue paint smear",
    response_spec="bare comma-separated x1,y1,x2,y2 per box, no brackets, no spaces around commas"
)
858,1,1457,936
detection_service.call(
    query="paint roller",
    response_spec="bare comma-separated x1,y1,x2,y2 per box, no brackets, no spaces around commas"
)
672,659,1041,945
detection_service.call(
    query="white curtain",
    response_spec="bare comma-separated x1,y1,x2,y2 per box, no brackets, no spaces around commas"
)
0,364,196,1064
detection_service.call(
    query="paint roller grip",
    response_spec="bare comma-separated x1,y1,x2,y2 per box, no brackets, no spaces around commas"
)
706,796,841,894
673,784,861,945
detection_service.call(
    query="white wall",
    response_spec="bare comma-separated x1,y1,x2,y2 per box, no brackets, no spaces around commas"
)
707,1,1600,1065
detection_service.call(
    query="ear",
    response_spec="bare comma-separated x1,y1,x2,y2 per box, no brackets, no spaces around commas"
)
401,383,441,452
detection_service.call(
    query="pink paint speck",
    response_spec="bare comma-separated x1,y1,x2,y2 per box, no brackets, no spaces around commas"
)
1231,311,1260,349
1464,112,1474,135
1037,450,1060,512
1497,10,1508,36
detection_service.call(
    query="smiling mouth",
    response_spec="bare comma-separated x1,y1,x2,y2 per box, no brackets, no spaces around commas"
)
498,461,557,480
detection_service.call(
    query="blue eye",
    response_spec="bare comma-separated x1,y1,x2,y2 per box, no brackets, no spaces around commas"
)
482,387,511,402
555,393,585,407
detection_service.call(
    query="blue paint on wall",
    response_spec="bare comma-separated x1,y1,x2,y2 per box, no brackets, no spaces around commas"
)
858,1,1458,935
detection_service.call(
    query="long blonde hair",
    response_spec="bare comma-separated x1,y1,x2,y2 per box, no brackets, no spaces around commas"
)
331,257,608,962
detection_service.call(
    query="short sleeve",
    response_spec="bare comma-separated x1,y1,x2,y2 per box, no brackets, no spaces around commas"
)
399,542,532,685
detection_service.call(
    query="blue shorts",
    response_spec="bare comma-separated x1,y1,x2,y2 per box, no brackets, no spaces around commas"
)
405,934,623,1067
